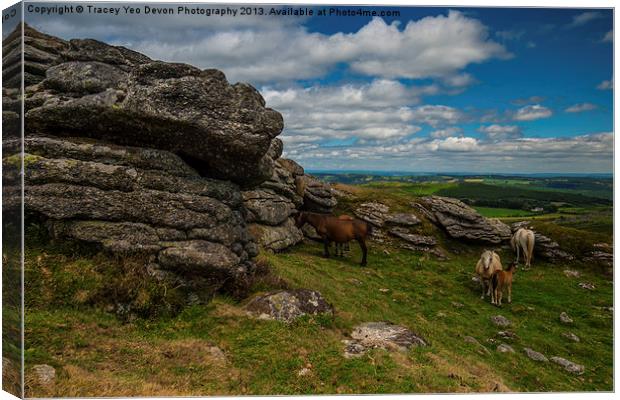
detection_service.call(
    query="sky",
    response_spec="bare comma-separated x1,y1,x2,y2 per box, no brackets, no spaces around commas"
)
5,2,614,173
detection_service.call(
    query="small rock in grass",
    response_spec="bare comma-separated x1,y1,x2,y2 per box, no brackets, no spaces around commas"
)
497,330,518,340
343,322,428,358
560,312,573,324
550,356,585,375
464,336,490,355
437,312,447,318
562,332,580,342
297,367,312,377
379,288,390,293
347,278,363,286
342,340,366,359
578,282,596,290
523,347,548,362
497,344,515,353
472,276,481,284
451,301,464,308
32,364,56,385
490,315,511,327
563,269,580,278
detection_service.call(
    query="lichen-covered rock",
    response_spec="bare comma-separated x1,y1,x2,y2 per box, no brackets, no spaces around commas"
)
300,174,337,213
343,322,427,358
524,347,548,362
241,155,306,250
245,289,333,322
15,24,283,187
354,202,390,227
560,312,574,324
388,227,436,246
550,356,584,375
497,344,515,353
3,135,259,306
416,196,511,244
248,218,303,252
243,189,297,226
490,315,511,327
31,364,56,386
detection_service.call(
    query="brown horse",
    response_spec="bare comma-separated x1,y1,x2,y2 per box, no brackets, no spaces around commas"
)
295,212,371,266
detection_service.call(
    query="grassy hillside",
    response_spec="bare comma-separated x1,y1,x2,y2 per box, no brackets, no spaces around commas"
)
23,181,613,396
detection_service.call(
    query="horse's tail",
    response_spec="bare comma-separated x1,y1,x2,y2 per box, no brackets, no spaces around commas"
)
527,232,535,262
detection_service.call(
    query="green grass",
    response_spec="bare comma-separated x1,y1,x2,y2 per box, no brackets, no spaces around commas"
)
474,207,536,218
22,176,613,396
24,237,613,395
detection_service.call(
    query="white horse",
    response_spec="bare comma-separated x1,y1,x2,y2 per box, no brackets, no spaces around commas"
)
511,228,535,269
475,250,503,300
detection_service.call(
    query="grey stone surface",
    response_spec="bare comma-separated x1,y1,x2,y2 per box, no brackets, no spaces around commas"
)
523,347,548,362
343,322,428,357
550,356,585,375
416,196,511,244
245,289,333,323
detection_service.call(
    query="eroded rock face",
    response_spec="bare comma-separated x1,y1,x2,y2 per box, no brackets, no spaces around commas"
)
10,23,283,187
416,196,511,244
245,289,333,322
3,136,259,304
242,154,305,251
247,218,303,252
301,174,337,213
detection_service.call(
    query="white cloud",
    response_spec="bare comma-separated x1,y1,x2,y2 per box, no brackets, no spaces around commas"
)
513,104,553,121
441,73,477,88
565,103,597,113
567,12,603,28
431,136,479,152
430,127,463,139
28,10,508,84
597,79,613,90
409,105,465,127
290,132,613,174
478,124,522,140
264,81,428,141
603,30,613,42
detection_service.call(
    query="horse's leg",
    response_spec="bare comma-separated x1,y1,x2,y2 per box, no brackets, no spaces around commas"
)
508,284,512,303
480,279,486,299
515,244,520,265
345,242,350,252
357,238,367,266
323,237,331,258
486,278,493,297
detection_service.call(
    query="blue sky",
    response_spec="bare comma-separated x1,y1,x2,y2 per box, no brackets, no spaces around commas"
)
8,3,615,173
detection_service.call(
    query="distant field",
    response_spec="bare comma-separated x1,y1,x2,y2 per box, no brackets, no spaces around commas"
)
473,207,536,218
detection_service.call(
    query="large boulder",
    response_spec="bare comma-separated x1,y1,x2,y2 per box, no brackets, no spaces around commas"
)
300,174,337,213
247,218,304,252
11,23,283,187
415,196,511,244
242,153,305,251
3,135,258,305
